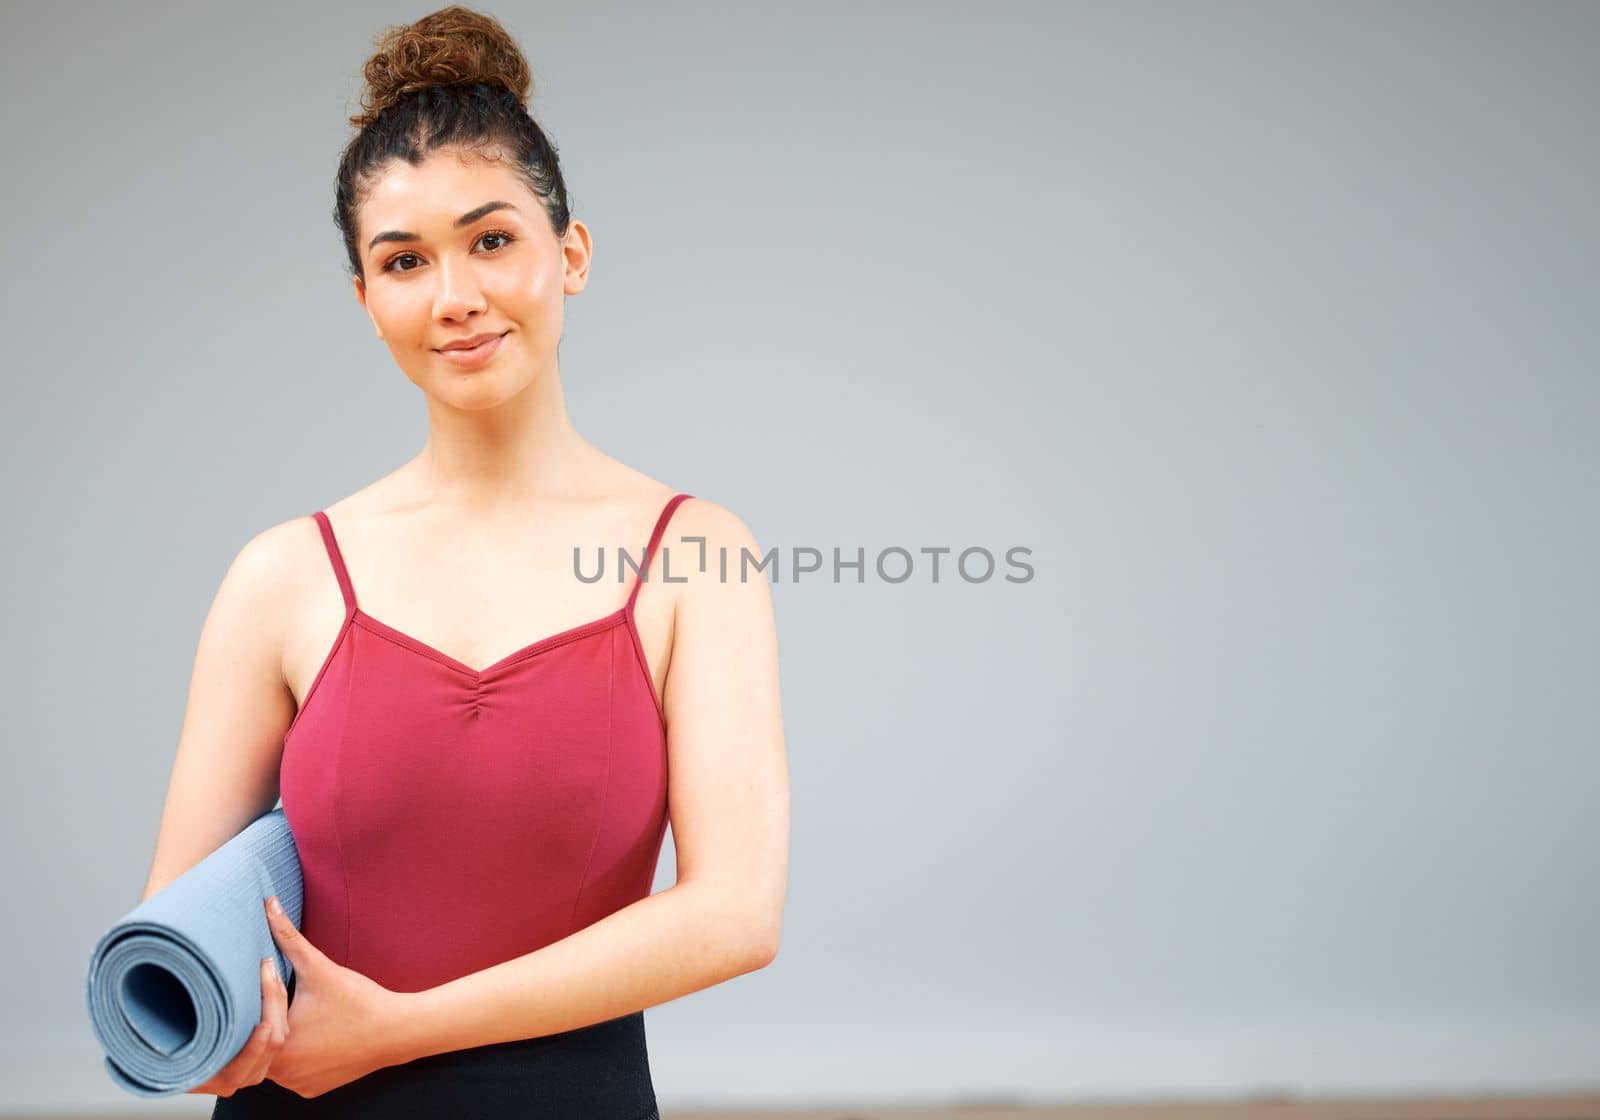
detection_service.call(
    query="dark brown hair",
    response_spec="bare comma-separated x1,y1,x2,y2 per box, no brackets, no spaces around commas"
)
333,5,572,283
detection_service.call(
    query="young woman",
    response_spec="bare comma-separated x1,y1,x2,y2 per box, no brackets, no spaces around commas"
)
135,7,789,1116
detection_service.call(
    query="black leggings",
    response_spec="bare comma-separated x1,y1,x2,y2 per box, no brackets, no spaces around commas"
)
210,990,658,1120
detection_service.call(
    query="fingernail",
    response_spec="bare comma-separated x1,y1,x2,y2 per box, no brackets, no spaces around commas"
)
268,896,283,916
262,956,277,979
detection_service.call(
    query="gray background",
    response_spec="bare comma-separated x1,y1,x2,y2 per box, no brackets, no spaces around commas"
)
2,0,1596,1113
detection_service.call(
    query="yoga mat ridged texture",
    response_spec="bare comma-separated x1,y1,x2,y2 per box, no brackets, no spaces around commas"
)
84,807,303,1096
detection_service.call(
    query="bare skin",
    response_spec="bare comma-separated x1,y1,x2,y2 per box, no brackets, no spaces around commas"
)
189,949,287,1098
143,145,789,1098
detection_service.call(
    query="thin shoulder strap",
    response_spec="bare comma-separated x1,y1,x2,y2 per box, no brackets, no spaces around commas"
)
624,493,694,617
310,511,358,617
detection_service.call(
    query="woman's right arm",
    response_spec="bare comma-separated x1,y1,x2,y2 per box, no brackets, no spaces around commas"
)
134,517,311,1095
139,519,304,904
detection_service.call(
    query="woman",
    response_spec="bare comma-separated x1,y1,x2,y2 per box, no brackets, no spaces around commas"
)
135,6,789,1116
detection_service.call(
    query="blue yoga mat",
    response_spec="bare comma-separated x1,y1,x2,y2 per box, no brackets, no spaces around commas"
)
84,807,303,1097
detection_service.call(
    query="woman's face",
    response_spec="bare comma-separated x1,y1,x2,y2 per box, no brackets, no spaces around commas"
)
352,148,589,407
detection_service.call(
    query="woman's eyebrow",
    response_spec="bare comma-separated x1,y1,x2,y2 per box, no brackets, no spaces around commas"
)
366,200,521,253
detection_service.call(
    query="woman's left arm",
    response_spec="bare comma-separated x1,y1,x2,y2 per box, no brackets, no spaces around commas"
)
384,500,790,1064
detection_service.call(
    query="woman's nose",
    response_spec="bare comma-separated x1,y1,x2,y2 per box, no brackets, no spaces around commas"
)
433,257,488,319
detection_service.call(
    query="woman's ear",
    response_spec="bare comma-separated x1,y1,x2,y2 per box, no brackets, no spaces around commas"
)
353,276,384,340
562,219,592,296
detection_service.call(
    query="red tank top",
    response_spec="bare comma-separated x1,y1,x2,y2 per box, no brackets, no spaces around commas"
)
279,492,693,994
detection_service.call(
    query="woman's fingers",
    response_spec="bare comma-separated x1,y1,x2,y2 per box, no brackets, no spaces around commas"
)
237,1020,278,1085
186,1022,272,1096
262,955,290,1038
236,1021,279,1089
236,958,289,1087
184,958,290,1096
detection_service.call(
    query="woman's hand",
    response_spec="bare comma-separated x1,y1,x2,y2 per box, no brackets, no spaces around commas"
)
184,952,290,1098
252,894,409,1098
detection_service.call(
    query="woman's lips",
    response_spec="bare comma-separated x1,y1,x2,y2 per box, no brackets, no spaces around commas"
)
437,331,508,369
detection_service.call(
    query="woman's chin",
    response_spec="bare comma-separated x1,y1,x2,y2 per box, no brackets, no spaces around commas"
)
425,373,539,411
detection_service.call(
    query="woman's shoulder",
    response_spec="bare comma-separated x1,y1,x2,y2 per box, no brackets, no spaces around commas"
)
219,508,348,609
613,474,757,555
656,492,758,554
634,488,769,613
223,477,392,597
578,457,750,548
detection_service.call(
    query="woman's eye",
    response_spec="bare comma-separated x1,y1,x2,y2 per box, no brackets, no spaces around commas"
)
382,230,515,273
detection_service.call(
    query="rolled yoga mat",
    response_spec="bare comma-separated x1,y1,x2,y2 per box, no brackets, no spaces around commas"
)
84,806,303,1096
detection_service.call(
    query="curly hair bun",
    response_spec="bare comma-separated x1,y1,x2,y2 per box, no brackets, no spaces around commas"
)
350,5,531,130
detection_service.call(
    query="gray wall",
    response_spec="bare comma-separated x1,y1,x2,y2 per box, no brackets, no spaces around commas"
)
3,0,1595,1112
